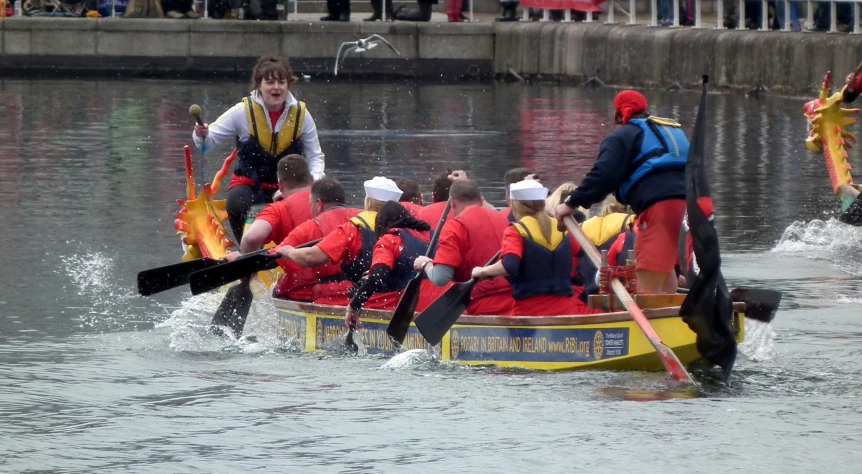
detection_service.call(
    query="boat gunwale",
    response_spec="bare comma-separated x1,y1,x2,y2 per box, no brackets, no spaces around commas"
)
270,296,746,326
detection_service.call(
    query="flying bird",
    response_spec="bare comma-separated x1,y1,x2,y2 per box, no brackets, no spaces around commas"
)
334,34,402,76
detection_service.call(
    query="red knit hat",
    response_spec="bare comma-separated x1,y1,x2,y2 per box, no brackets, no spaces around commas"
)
613,90,648,125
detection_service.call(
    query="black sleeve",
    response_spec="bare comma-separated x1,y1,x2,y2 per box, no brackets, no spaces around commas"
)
564,127,639,210
573,248,599,304
349,264,390,311
501,254,521,276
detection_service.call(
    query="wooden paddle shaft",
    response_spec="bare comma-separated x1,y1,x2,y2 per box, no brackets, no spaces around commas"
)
564,216,693,383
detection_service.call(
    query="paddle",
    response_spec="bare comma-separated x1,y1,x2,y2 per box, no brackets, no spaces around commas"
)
345,321,359,352
210,279,255,336
728,288,782,323
677,287,781,323
564,216,695,384
137,248,270,296
386,198,452,345
413,250,501,346
190,238,322,296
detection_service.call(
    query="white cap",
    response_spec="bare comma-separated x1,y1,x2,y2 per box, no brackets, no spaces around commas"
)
364,176,403,202
509,179,548,201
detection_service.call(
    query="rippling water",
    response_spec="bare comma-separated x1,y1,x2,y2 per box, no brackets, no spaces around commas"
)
0,78,860,472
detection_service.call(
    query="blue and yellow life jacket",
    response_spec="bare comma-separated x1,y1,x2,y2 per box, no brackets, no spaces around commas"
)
507,216,574,300
235,95,306,188
581,212,635,249
341,211,377,283
615,117,688,205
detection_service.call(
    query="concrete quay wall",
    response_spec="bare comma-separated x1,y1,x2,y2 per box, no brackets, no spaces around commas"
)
2,17,862,94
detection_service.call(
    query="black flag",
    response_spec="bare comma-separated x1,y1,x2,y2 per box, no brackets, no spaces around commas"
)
679,75,737,382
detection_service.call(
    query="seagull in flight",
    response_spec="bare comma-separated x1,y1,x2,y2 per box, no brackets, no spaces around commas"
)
334,34,402,76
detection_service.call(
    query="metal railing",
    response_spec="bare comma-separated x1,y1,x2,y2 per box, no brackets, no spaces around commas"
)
6,0,855,34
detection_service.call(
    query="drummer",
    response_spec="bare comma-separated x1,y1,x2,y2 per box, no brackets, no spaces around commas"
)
192,54,325,242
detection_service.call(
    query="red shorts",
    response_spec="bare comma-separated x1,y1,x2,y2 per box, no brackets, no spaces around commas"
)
633,199,686,273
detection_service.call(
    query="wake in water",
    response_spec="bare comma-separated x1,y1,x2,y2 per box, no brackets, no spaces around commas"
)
773,218,862,254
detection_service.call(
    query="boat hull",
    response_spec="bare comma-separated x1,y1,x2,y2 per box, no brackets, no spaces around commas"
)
272,299,745,372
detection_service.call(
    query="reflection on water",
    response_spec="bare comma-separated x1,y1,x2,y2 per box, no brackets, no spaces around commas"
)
0,78,860,472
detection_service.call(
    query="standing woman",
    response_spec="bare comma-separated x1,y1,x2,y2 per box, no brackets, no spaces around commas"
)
192,54,325,242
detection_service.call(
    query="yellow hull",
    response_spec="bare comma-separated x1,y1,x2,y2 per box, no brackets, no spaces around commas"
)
271,299,745,372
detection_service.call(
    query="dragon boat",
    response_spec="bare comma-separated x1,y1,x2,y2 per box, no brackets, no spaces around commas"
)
173,145,748,372
804,71,862,222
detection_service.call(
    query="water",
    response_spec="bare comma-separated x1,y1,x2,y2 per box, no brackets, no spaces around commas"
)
1,78,860,472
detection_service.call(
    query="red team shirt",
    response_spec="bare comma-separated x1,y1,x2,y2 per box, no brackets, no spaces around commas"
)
255,189,312,245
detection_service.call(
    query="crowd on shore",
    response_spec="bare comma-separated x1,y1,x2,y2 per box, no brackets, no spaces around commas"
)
6,0,854,32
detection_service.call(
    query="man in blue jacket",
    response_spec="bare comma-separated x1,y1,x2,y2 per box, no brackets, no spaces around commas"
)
555,90,688,294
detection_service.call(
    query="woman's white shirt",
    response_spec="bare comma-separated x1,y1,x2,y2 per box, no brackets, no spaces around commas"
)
192,90,325,180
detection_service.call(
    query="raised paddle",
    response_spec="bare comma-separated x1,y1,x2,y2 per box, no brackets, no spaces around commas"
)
137,248,270,296
413,250,501,346
386,198,452,345
190,238,323,296
564,216,695,384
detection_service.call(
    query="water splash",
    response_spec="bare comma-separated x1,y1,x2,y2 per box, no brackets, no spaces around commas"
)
739,318,777,362
772,218,862,253
58,249,143,331
379,349,437,370
154,283,296,355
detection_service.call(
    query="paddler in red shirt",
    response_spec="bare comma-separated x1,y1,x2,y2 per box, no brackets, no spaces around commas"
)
396,179,425,218
412,179,515,316
416,170,456,225
471,180,597,316
270,177,360,301
236,155,313,255
498,168,537,223
345,201,448,327
273,176,403,306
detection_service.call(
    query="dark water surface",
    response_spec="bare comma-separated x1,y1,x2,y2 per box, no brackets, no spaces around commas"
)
0,78,860,472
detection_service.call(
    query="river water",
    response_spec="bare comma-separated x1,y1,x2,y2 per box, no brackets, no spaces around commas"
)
0,78,859,472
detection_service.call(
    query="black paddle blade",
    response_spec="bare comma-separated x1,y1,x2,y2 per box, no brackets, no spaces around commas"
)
137,258,222,296
385,275,423,345
190,253,280,295
210,281,254,336
840,194,862,226
345,322,359,353
730,288,782,323
414,281,475,346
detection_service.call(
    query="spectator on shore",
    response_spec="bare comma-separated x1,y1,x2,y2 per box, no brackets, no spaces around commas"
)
392,0,435,21
321,0,349,21
365,0,392,21
809,2,853,32
775,0,800,30
163,0,199,18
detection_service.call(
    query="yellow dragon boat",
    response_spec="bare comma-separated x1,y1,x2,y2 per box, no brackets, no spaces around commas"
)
173,144,747,372
272,298,745,371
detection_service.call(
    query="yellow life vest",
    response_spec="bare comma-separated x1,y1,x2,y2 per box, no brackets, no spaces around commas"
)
513,215,565,251
350,211,378,232
581,213,635,247
242,96,306,157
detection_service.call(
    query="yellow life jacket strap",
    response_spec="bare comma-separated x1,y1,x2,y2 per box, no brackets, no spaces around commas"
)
513,216,564,251
350,211,378,232
648,116,682,128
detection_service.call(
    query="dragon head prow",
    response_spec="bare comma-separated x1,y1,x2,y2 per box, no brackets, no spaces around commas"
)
174,146,237,262
804,72,862,193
